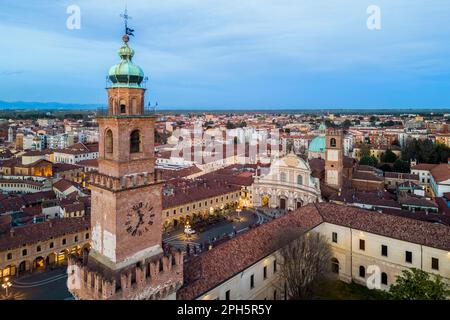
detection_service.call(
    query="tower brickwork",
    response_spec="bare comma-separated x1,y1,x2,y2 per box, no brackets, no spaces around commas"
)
325,128,344,189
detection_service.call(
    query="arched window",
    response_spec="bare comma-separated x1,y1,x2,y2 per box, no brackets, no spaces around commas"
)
280,172,287,182
105,129,113,154
330,138,337,148
331,258,339,274
297,174,303,185
359,266,365,278
381,272,388,285
120,99,126,114
130,130,141,153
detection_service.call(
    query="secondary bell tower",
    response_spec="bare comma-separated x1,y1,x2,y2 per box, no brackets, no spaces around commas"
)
325,128,344,189
68,11,183,300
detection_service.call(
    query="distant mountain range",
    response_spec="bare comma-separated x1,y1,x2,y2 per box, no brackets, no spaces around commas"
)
0,100,101,110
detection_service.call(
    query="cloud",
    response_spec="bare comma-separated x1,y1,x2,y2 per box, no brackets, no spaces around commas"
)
0,0,450,107
0,70,24,76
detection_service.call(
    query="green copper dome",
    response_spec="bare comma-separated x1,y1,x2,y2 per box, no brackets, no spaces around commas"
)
108,36,144,88
308,136,326,153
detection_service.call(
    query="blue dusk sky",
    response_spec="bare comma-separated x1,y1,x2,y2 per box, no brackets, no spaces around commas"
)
1,0,450,109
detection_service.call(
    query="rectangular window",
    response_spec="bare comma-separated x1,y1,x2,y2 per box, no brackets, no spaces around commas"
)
273,260,277,273
359,239,365,251
381,245,388,257
225,290,230,300
332,232,338,243
263,266,267,279
405,251,412,264
250,274,255,289
432,258,439,270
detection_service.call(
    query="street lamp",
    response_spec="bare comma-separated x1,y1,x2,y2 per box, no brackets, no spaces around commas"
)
2,277,12,298
236,207,242,221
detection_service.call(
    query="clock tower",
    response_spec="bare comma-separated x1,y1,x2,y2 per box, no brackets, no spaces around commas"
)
68,31,183,300
325,128,343,189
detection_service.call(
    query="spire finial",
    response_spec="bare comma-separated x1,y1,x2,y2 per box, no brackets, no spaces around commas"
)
120,5,135,42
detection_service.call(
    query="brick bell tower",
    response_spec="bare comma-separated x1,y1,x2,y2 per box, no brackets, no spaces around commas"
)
325,128,344,189
68,27,183,300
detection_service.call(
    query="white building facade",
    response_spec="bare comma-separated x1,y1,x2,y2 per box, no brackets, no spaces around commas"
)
252,152,321,210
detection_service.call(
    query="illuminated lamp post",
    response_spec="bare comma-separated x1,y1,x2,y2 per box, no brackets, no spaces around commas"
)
2,277,12,298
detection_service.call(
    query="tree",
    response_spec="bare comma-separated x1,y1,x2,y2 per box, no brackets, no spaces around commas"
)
324,119,335,128
341,119,352,129
359,155,378,167
381,149,398,163
402,138,450,164
393,159,410,173
389,268,450,300
359,144,371,158
276,230,331,299
369,116,380,123
378,163,393,172
226,121,236,130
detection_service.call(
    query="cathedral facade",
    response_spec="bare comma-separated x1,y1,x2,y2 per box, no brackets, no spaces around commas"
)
252,152,321,210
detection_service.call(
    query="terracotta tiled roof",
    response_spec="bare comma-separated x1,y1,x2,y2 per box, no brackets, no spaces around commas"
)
435,197,450,215
430,164,450,183
352,171,384,182
53,179,76,193
384,172,419,181
357,165,376,172
55,143,98,155
0,216,89,251
22,150,52,157
316,203,450,251
76,159,98,167
162,178,240,209
398,195,438,208
411,163,438,171
159,166,202,180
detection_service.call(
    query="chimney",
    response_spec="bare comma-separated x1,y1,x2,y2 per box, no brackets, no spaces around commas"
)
10,228,14,237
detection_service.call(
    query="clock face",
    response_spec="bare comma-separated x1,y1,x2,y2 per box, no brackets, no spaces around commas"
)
125,201,155,237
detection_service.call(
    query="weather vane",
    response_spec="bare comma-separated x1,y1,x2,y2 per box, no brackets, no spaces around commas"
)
120,5,135,39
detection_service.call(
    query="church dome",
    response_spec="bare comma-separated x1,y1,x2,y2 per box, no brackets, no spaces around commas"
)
308,136,326,153
108,36,144,88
